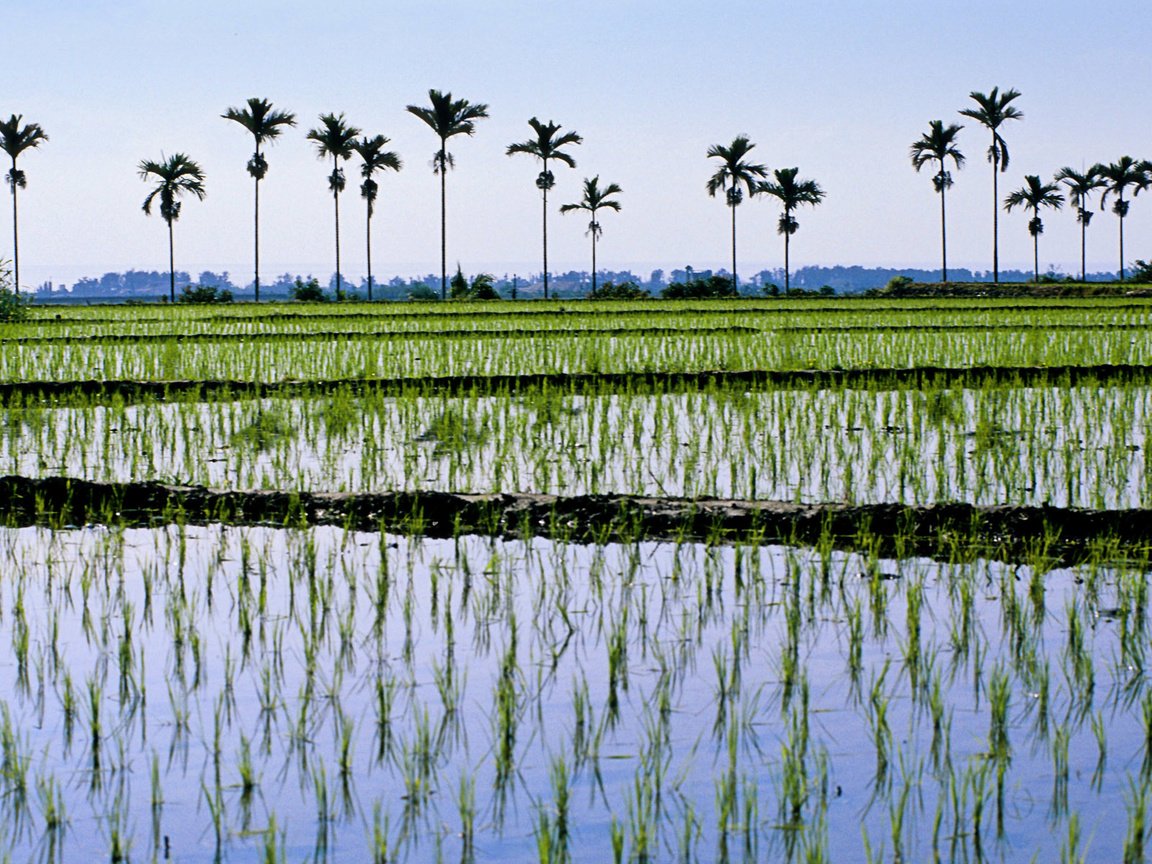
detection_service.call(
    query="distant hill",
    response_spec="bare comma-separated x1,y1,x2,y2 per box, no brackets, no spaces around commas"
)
32,264,1126,301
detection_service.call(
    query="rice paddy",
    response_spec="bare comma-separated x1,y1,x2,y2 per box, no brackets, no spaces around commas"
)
2,297,1150,863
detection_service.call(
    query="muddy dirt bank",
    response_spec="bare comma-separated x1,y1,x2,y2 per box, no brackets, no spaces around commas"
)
1,364,1151,405
2,475,1147,563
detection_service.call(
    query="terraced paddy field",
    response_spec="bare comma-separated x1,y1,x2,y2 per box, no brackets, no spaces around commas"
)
2,297,1152,862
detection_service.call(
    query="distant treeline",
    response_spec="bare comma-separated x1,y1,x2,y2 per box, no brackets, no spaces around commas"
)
33,264,1124,301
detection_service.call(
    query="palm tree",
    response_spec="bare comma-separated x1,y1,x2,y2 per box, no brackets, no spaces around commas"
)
758,168,825,292
560,176,622,295
222,97,296,302
406,90,489,299
0,115,49,294
959,87,1024,283
1094,156,1150,281
1054,166,1105,282
910,120,965,283
306,113,361,299
1004,175,1064,282
706,136,767,291
138,153,207,302
507,118,583,300
351,135,402,302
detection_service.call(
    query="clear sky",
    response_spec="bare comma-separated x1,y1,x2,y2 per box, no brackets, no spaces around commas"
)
6,0,1152,289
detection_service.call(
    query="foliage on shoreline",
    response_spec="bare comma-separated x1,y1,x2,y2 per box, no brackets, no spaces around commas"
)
870,275,1152,298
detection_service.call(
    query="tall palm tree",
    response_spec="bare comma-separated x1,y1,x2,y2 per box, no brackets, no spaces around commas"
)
560,176,622,295
959,87,1023,283
351,135,402,302
507,118,582,300
138,153,207,302
1094,156,1150,281
706,136,767,291
0,115,49,294
1004,175,1064,282
758,167,825,292
406,90,489,299
306,113,361,299
222,97,296,302
1054,166,1105,282
910,120,965,283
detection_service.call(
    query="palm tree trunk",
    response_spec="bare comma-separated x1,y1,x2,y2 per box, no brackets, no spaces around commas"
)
730,193,737,292
542,158,549,301
10,159,19,294
784,224,791,292
366,205,373,302
333,157,342,300
167,218,175,303
992,145,1000,284
254,171,261,303
591,227,598,296
1080,215,1087,283
1119,197,1126,281
1033,231,1039,283
439,144,447,300
940,179,949,283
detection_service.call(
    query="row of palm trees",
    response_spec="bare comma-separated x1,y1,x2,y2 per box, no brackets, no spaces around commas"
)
9,89,1151,300
168,92,621,303
705,136,825,292
913,87,1150,283
3,96,818,302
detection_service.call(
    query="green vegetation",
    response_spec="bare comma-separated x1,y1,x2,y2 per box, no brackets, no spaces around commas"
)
0,115,48,294
757,167,826,292
1004,174,1065,281
910,120,965,282
137,153,206,302
177,283,232,304
221,97,297,302
0,260,27,321
351,134,402,302
306,113,360,300
507,117,582,300
0,296,1148,861
406,89,490,299
960,86,1024,283
706,135,767,291
560,176,622,295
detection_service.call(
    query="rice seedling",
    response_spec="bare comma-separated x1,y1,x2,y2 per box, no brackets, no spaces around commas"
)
0,298,1148,861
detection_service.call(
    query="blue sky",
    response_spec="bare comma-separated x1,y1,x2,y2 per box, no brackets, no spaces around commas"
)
7,0,1152,288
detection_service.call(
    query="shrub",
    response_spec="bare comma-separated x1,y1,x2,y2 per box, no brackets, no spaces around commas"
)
449,267,471,300
0,263,27,323
588,280,648,300
661,275,737,299
450,267,501,300
1129,260,1152,283
291,277,327,302
470,275,501,300
178,284,233,304
407,284,439,301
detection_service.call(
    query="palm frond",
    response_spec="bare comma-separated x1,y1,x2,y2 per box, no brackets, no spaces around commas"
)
353,135,403,178
706,135,768,200
910,121,965,174
0,115,49,162
408,90,490,144
1003,175,1064,213
138,153,206,222
222,98,296,146
306,113,361,162
507,117,582,173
